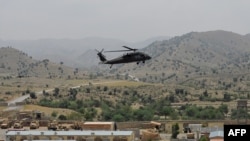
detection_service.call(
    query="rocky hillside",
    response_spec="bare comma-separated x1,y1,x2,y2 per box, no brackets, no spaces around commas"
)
2,30,250,85
105,30,250,87
0,47,75,78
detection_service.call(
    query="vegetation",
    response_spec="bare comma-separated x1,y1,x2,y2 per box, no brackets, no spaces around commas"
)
171,123,180,139
2,31,250,123
33,85,243,121
199,136,209,141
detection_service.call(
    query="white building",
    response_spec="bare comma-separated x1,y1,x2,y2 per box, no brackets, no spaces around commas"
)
6,130,134,141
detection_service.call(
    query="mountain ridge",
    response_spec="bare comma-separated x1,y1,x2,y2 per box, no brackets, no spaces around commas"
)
0,47,75,78
109,30,250,85
0,36,170,68
1,30,250,84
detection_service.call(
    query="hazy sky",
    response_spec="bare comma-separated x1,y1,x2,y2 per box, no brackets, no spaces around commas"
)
1,0,250,42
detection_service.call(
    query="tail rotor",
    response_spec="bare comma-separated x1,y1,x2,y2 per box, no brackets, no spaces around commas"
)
95,49,107,62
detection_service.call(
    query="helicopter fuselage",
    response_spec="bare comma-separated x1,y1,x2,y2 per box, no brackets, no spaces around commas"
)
96,46,151,68
101,52,151,64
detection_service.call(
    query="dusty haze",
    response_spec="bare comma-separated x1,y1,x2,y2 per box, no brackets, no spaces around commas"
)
1,0,250,42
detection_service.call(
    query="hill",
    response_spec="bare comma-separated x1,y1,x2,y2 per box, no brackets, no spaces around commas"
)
109,30,250,81
1,30,250,121
0,36,170,69
0,47,75,78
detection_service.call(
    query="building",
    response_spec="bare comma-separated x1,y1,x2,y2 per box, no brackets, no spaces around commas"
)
82,122,116,131
209,130,224,141
5,130,134,141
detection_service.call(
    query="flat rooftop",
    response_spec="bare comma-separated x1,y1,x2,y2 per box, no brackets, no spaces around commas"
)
84,122,114,125
6,130,133,136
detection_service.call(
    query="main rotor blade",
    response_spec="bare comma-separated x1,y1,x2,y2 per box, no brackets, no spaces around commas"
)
95,49,104,53
104,50,131,52
122,46,138,51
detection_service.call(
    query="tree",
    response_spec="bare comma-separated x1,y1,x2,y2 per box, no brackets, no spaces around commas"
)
133,108,153,121
58,115,67,120
199,135,209,141
30,92,37,99
168,94,175,103
101,108,113,121
171,123,180,139
203,90,209,97
103,86,108,91
84,107,97,121
218,104,228,115
69,88,78,100
86,88,91,93
231,108,250,120
160,106,173,119
113,114,125,122
223,93,231,102
54,88,60,97
51,111,58,118
68,101,78,110
185,105,199,118
170,111,179,120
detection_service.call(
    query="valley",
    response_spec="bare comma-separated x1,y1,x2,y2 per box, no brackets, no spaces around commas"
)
1,30,250,132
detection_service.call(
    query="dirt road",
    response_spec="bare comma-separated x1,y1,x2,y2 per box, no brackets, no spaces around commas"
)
3,80,124,111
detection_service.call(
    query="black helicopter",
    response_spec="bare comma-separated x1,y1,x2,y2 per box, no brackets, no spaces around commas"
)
96,46,151,68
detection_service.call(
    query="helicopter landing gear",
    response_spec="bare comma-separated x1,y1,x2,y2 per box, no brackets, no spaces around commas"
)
143,61,145,63
110,64,113,68
137,62,139,65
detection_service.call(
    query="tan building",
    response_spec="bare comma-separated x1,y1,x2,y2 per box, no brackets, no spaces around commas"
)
6,130,134,141
82,122,116,131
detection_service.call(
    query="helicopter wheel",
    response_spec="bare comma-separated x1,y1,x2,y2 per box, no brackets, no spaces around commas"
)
143,61,145,63
137,62,139,65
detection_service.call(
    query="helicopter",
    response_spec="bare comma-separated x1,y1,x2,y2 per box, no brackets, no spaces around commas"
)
96,46,151,68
